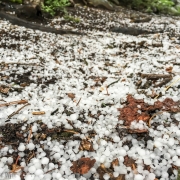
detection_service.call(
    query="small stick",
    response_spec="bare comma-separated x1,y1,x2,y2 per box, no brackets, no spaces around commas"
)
15,155,20,165
106,86,109,96
27,126,32,144
107,78,120,88
76,98,81,106
45,168,57,174
27,151,35,163
0,100,28,107
154,78,172,87
148,111,164,127
7,103,30,119
32,111,45,115
140,73,172,80
63,129,79,134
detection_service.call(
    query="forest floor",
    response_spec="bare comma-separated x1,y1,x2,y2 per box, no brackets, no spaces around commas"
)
0,4,180,180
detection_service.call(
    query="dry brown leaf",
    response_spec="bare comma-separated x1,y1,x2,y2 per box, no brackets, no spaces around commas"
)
79,140,94,151
118,94,180,126
111,158,119,168
70,157,96,174
123,156,136,169
11,164,22,173
165,66,173,73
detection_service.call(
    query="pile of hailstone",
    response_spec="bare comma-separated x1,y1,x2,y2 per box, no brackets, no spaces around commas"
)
0,5,180,180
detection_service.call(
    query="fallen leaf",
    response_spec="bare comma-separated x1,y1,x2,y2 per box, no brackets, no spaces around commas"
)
70,157,96,174
118,94,180,126
79,140,94,151
165,66,173,73
11,164,22,173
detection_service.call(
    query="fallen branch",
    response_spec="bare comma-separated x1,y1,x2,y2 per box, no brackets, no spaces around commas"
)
140,73,172,80
7,103,30,120
0,100,28,107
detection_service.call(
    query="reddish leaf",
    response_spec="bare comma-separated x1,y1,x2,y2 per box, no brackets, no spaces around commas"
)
70,157,96,174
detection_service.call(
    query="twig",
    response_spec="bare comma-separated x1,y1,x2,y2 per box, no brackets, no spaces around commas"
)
32,111,45,115
26,151,35,163
7,103,30,120
107,78,120,88
148,111,164,127
45,168,57,174
63,129,79,134
154,78,172,87
27,126,32,144
0,100,28,107
76,98,81,106
140,73,172,80
15,155,20,165
155,77,180,99
106,86,109,96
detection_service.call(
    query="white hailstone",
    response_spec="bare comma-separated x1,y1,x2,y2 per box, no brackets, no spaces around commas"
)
113,172,119,177
29,166,36,173
1,146,8,152
90,168,96,173
172,155,178,161
113,136,120,143
176,130,180,136
174,159,180,167
144,158,151,165
44,174,52,180
24,175,35,180
35,169,43,175
134,174,144,180
41,157,49,164
13,175,21,180
18,143,25,151
0,167,3,174
93,144,99,150
147,173,155,180
176,148,180,156
167,138,175,146
53,152,61,160
103,173,110,180
119,148,126,156
0,162,4,168
118,156,124,163
154,140,163,148
119,166,127,174
49,163,55,169
1,157,7,163
27,143,35,150
163,152,170,160
162,172,169,178
138,149,146,156
32,125,38,132
7,157,13,164
101,140,107,146
100,155,106,163
104,148,110,157
70,114,78,121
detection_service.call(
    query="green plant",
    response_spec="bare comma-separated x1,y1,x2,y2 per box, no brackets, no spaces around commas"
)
10,0,22,3
42,0,71,16
63,14,81,23
127,0,174,14
153,0,174,11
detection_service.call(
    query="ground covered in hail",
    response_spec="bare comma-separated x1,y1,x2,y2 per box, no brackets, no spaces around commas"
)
0,5,180,180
